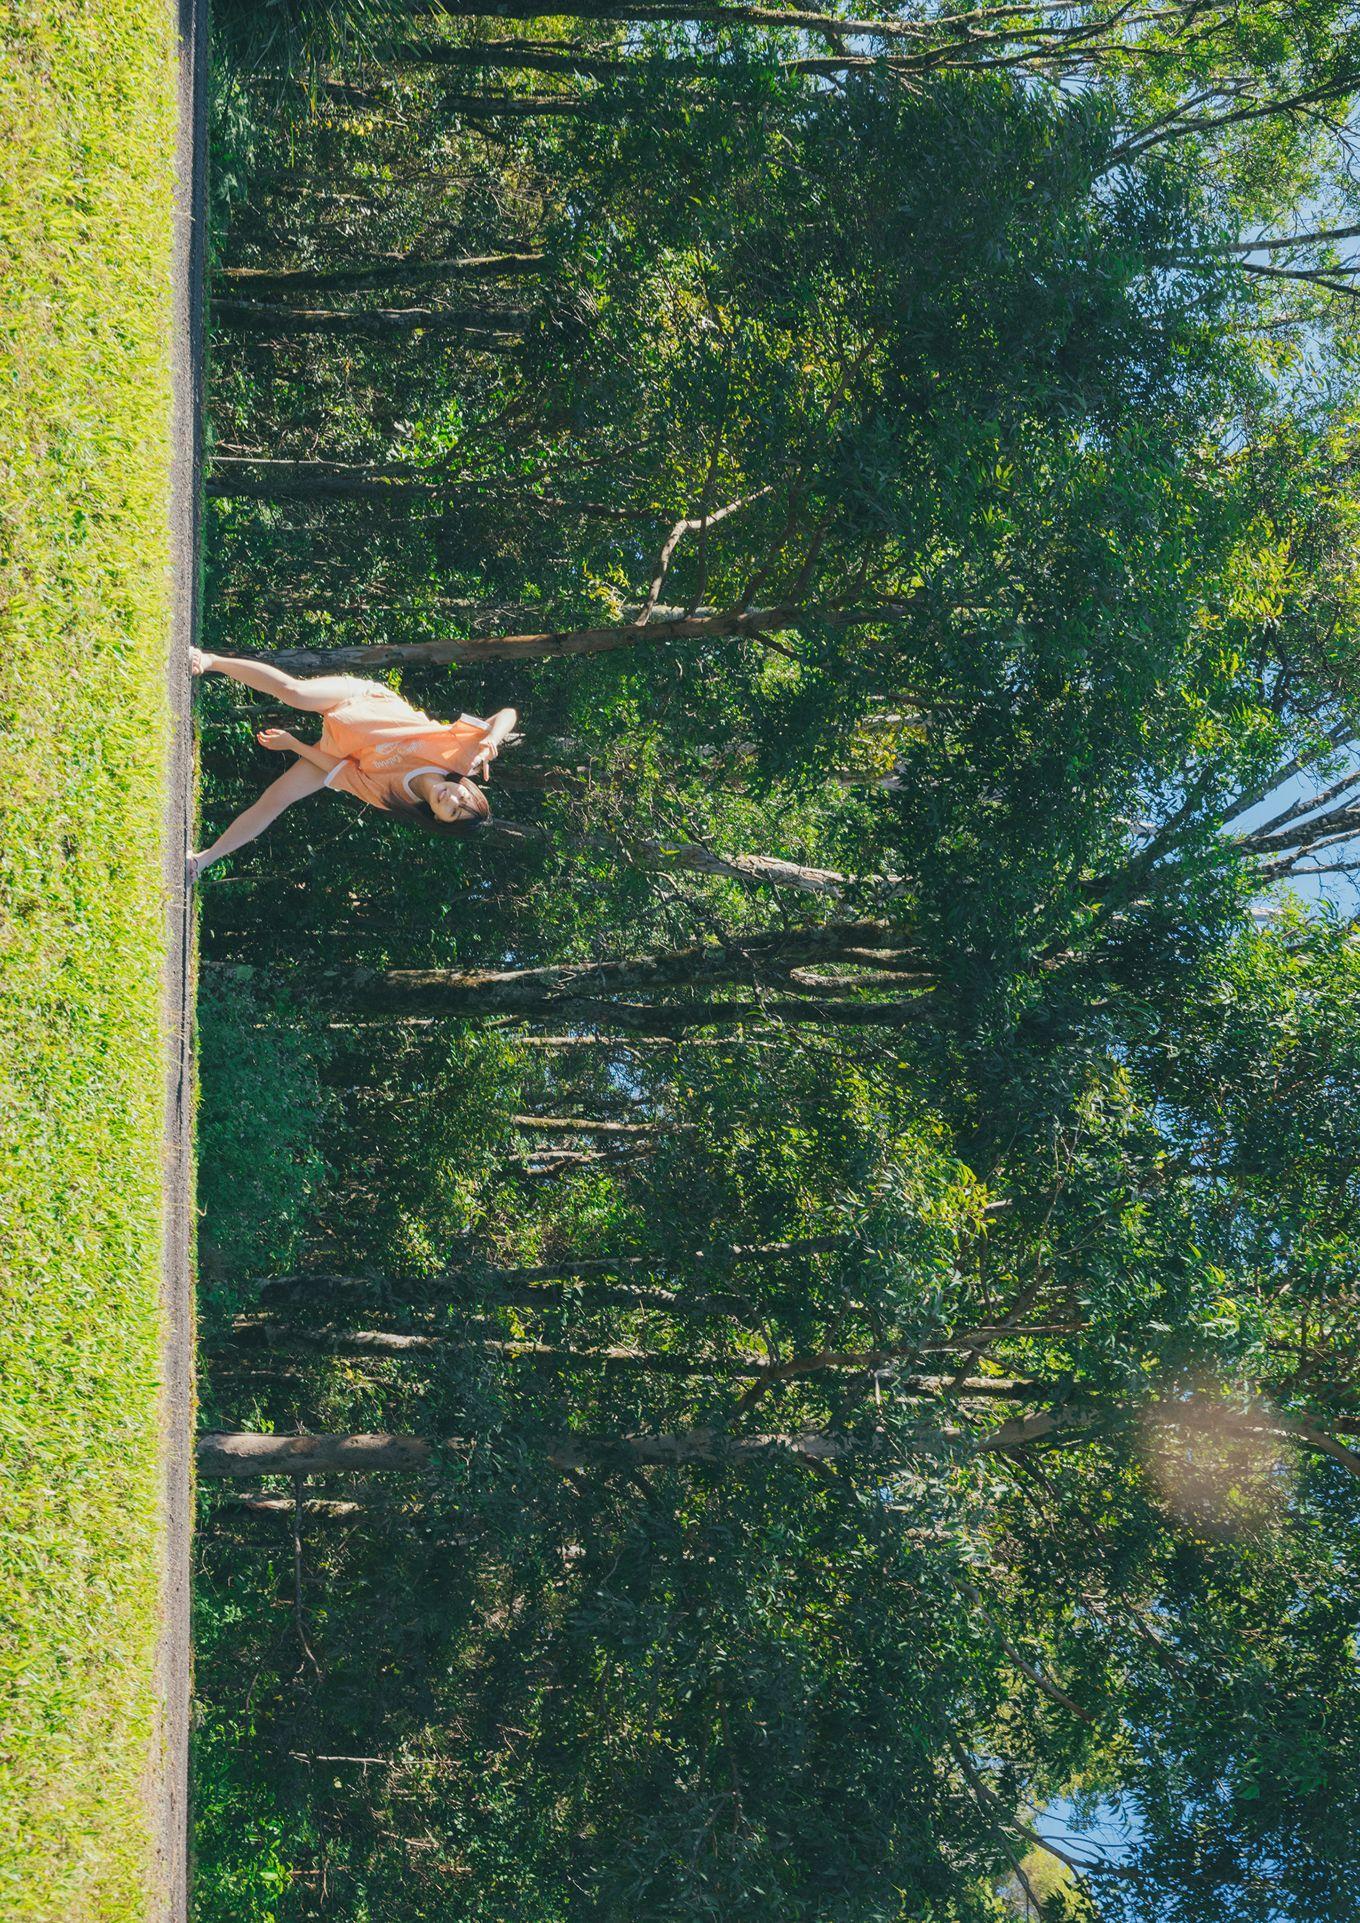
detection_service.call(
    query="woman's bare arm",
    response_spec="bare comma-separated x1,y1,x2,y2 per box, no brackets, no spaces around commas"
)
257,726,344,775
467,706,519,779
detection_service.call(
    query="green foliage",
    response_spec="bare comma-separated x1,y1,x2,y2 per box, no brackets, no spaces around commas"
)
191,1710,298,1923
194,12,1360,1922
195,971,333,1293
211,0,406,82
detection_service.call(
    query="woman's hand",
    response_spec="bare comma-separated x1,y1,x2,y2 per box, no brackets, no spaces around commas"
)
257,727,297,754
469,707,518,779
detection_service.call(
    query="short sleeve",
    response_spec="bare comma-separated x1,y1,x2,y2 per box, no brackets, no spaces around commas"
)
429,715,490,775
324,759,395,811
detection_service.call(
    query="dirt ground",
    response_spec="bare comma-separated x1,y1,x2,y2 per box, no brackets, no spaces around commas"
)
152,0,206,1913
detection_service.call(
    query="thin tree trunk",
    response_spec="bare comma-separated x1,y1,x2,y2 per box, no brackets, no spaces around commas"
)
205,461,650,519
434,92,600,117
228,1493,368,1519
200,1431,435,1475
516,994,934,1035
493,1236,847,1275
485,817,859,900
259,1269,758,1317
225,1493,481,1543
258,1239,843,1293
321,1028,785,1048
1106,73,1360,172
509,1144,653,1174
213,298,530,340
207,459,466,503
243,74,602,116
217,250,545,297
257,1237,845,1316
396,40,692,78
551,1031,791,1052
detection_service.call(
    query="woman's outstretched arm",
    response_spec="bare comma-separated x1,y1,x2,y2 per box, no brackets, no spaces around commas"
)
467,706,520,778
256,726,344,775
188,756,329,882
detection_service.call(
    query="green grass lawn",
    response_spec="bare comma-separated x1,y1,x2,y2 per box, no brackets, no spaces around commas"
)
0,2,180,1918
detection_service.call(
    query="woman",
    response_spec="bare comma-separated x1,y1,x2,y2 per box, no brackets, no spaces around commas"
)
187,651,518,882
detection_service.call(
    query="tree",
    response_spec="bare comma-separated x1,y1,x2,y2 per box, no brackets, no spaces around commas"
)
194,11,1360,1921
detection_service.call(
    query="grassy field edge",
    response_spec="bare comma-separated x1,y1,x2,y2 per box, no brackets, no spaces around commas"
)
0,2,182,1918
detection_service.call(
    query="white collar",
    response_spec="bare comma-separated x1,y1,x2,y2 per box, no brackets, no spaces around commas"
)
401,765,452,800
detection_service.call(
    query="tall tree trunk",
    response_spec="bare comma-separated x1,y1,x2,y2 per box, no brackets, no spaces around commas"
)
259,1268,758,1317
332,989,932,1034
263,600,916,666
516,995,934,1035
217,250,544,298
396,40,685,78
226,1320,752,1372
257,1237,846,1316
224,1317,1047,1393
298,920,910,1017
244,75,602,117
205,460,650,520
258,1239,845,1292
207,459,462,503
392,40,925,80
213,298,530,340
196,1408,1085,1478
389,0,995,47
491,1235,847,1274
212,959,932,1034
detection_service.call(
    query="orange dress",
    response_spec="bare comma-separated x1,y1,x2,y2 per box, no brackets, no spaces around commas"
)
319,681,491,812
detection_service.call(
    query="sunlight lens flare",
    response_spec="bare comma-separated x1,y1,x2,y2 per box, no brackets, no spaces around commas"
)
1139,1386,1296,1540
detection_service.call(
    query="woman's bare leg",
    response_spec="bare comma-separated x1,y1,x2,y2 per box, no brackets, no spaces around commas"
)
189,757,329,881
192,649,361,714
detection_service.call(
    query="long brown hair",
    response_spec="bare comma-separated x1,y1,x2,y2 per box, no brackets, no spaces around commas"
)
386,775,491,837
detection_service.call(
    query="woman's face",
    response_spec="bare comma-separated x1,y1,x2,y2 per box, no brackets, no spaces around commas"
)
428,778,477,823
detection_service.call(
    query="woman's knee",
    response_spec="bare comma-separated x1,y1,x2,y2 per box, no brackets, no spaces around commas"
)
295,673,370,713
